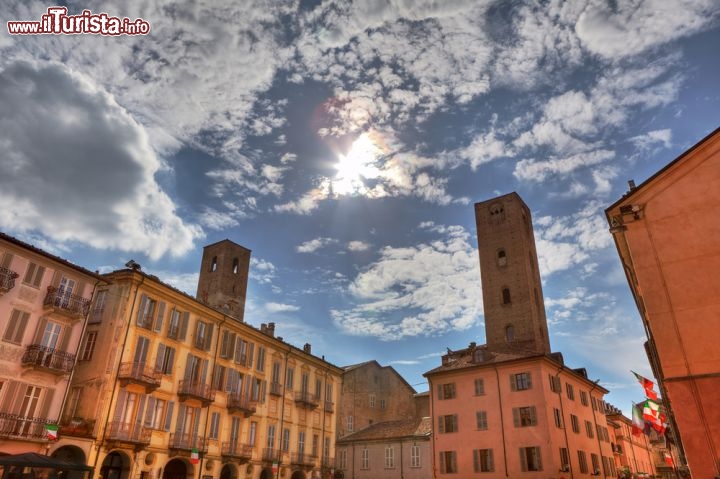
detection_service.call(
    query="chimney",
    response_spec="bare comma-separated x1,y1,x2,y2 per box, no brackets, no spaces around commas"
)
267,322,275,337
628,179,636,191
260,323,267,333
303,343,311,354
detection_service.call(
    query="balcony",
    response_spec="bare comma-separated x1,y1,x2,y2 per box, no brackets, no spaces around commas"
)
178,380,215,406
324,401,334,413
269,382,283,397
21,344,74,375
59,418,96,439
0,413,55,440
227,392,257,417
0,267,18,295
290,453,316,467
262,448,281,463
221,442,253,462
117,362,162,392
43,286,91,320
105,421,151,447
321,457,335,471
169,433,207,453
294,391,319,409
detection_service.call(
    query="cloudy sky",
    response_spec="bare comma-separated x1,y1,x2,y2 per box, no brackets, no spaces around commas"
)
2,0,718,415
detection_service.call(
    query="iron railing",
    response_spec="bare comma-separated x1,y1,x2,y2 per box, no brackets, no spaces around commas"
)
21,344,75,374
294,391,319,409
291,452,316,466
118,362,162,389
169,433,207,452
269,382,283,396
105,421,151,445
43,286,91,318
0,413,56,439
178,380,215,404
0,267,18,294
227,392,257,415
262,448,281,462
221,442,253,460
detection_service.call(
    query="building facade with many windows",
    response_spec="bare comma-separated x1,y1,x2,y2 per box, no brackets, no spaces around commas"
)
0,232,105,455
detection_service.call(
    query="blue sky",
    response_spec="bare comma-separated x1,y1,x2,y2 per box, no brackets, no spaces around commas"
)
1,0,718,415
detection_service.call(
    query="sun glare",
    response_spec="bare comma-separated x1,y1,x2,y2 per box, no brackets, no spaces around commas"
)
333,133,381,195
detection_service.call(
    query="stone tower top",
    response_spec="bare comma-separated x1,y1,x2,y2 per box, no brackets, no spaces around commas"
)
196,239,251,321
474,192,550,355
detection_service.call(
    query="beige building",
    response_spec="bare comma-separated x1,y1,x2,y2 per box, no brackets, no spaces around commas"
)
425,193,614,477
335,417,431,479
54,239,342,479
606,127,720,478
0,232,105,455
337,361,420,439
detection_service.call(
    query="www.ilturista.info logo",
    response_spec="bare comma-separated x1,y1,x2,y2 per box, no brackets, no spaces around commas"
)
7,7,150,35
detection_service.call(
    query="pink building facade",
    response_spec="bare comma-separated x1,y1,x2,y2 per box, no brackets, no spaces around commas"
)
0,232,104,454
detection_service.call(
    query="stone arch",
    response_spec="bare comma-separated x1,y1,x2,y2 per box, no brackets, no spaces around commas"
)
162,458,192,479
219,463,238,479
290,470,306,479
100,451,131,479
259,468,273,479
52,445,87,479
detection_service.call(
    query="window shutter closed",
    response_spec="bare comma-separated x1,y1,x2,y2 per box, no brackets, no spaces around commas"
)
437,384,442,399
179,312,189,340
1,252,14,268
154,302,166,332
510,375,516,391
527,373,532,389
164,401,174,431
136,294,148,325
38,388,55,419
513,408,520,427
438,416,445,433
144,397,156,426
175,404,186,434
155,344,166,371
530,406,537,425
520,448,528,472
473,449,479,472
439,452,445,473
113,389,127,423
204,323,214,350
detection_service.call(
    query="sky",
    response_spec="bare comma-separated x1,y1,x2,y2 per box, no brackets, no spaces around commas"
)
1,0,719,416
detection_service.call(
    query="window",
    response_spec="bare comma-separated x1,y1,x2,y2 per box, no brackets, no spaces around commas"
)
591,453,600,475
90,290,107,323
439,451,457,474
410,445,421,468
312,434,319,457
281,428,290,451
347,415,354,432
580,390,589,406
256,346,266,372
559,448,570,471
144,398,171,430
232,258,239,274
553,408,563,428
361,448,369,469
520,446,542,472
369,394,376,408
476,411,488,430
208,412,220,439
323,437,331,463
571,414,580,433
578,450,588,474
502,287,511,304
489,203,505,222
286,367,294,390
380,398,386,409
136,294,157,329
79,331,98,361
220,330,236,358
437,382,456,400
167,310,188,340
473,348,484,362
474,378,485,395
384,446,395,468
23,262,45,287
513,406,537,427
154,344,175,374
339,449,347,470
210,256,217,272
511,372,532,391
267,425,276,449
194,320,213,350
438,414,458,433
473,449,494,472
549,374,561,393
249,421,257,446
505,324,515,341
497,249,507,267
297,431,305,455
3,309,29,344
212,365,226,390
566,383,575,400
585,420,594,438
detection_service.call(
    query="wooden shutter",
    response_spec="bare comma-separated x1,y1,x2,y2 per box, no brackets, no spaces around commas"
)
530,406,537,425
436,383,442,400
512,408,520,427
155,344,166,372
135,396,147,431
510,374,517,391
38,388,55,419
34,317,48,344
175,404,186,434
58,325,70,352
0,381,20,413
179,312,189,340
438,416,445,433
136,294,148,325
154,302,166,332
439,452,445,473
248,342,254,367
488,450,494,471
164,401,174,431
50,270,62,288
166,347,175,374
520,448,528,471
473,449,479,472
113,389,127,423
144,397,156,426
1,252,14,268
527,373,532,389
204,323,214,350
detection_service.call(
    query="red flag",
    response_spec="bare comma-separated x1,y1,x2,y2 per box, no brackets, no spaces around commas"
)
632,371,655,390
664,451,673,465
632,404,645,436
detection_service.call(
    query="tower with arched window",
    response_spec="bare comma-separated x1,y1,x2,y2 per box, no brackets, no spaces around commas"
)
474,192,550,354
196,239,251,320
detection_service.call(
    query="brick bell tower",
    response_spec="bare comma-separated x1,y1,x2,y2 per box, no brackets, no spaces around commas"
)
474,192,550,355
196,239,251,321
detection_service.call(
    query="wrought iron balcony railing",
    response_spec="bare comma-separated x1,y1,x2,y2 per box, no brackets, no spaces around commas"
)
227,392,257,416
178,380,215,405
294,391,319,409
21,344,75,374
118,362,162,390
0,413,56,440
169,433,207,452
291,452,316,466
105,421,151,445
0,267,18,295
221,442,253,461
324,401,334,413
262,448,281,462
43,286,91,319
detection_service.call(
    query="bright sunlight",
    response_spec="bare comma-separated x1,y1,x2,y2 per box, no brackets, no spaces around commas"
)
333,133,382,196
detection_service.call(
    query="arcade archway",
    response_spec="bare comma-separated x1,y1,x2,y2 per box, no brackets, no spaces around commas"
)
162,458,190,479
100,451,131,479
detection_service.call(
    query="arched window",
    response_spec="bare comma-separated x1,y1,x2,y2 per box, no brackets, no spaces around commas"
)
210,256,217,272
502,287,511,304
489,203,505,223
232,258,239,274
497,249,507,267
506,325,515,342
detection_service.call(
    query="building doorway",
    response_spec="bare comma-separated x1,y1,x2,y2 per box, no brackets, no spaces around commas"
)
162,459,188,479
99,451,130,479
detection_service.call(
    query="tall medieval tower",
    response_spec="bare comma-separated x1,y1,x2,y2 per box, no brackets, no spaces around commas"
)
475,192,550,354
196,239,251,321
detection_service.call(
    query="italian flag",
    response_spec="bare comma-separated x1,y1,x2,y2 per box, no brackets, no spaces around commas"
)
46,424,59,440
190,448,199,464
632,371,658,400
631,404,645,436
664,452,674,466
643,399,660,421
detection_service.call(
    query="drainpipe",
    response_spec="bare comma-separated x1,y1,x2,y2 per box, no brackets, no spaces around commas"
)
492,366,509,477
92,272,145,476
276,347,290,479
589,382,604,476
427,378,436,479
556,366,573,478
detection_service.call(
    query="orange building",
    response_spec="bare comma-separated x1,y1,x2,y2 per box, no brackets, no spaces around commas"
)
606,127,720,478
425,193,614,477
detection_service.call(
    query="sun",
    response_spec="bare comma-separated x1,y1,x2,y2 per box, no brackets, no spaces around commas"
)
333,133,381,196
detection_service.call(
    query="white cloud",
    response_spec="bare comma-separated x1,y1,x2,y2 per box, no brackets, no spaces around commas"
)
630,129,672,150
347,241,371,252
266,302,300,313
297,237,338,253
331,225,482,340
513,149,615,182
0,61,202,259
